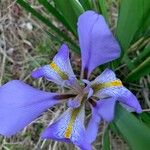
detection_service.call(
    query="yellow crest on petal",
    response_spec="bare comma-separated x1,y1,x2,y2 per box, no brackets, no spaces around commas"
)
50,61,68,80
64,108,80,138
92,80,123,93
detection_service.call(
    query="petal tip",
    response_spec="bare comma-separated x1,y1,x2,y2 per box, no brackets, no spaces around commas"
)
59,43,69,53
55,43,70,61
61,43,69,49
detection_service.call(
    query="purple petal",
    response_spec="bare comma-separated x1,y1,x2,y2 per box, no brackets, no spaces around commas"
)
41,106,92,150
96,97,117,122
92,68,117,84
92,69,142,113
0,80,60,137
118,88,142,113
120,103,136,112
32,44,77,87
96,87,142,113
78,11,120,78
86,105,101,143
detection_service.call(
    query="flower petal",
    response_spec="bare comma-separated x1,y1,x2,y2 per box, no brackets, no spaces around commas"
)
92,68,117,84
92,69,142,113
96,97,117,122
41,105,92,150
86,105,101,143
95,85,142,113
0,80,60,137
32,44,77,87
118,88,142,113
77,11,120,78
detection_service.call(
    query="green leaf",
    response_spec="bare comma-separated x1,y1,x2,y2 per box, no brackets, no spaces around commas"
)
116,0,150,52
98,0,109,22
113,104,150,150
79,0,92,10
102,126,110,150
126,56,150,81
16,0,80,53
140,112,150,128
38,0,75,35
109,122,121,136
53,0,84,35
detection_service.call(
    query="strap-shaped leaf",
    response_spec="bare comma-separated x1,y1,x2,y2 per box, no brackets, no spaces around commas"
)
53,0,84,35
79,0,92,10
102,126,110,150
140,112,150,129
98,0,108,22
38,0,75,35
117,0,150,52
113,104,150,150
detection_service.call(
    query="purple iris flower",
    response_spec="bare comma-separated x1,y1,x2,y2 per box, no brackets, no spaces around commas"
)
0,11,142,150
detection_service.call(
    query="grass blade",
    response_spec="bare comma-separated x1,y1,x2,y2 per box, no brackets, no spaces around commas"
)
79,0,92,10
102,126,110,150
126,57,150,82
38,0,76,35
53,0,84,35
122,54,135,70
117,0,150,52
134,43,150,65
98,0,109,22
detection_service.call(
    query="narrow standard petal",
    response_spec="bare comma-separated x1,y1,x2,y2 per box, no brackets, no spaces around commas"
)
86,97,116,143
91,68,142,113
32,44,77,87
41,105,92,150
77,11,120,78
0,80,61,137
86,105,101,144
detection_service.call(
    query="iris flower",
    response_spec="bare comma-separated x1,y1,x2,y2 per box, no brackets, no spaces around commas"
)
0,11,142,150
